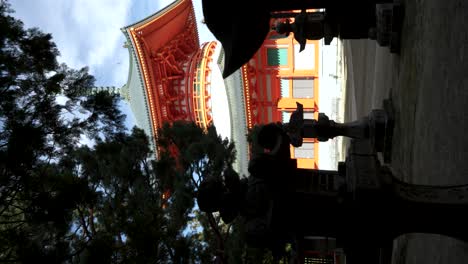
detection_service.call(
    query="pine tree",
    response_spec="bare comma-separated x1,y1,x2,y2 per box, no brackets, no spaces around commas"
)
0,2,150,262
0,2,254,263
155,121,244,263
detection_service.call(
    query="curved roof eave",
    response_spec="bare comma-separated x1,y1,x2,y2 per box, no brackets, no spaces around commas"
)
120,0,200,47
222,51,249,177
122,29,158,156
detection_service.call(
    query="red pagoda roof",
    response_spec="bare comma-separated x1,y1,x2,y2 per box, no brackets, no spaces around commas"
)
122,0,200,148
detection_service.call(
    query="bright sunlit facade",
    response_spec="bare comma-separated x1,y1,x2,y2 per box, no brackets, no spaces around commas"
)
223,16,321,174
120,0,223,155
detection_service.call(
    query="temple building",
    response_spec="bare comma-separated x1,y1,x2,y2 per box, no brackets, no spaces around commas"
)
118,0,342,174
223,16,324,175
119,0,219,156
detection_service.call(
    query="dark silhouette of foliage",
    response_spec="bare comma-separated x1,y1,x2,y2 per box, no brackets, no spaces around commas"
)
155,121,246,263
0,2,254,263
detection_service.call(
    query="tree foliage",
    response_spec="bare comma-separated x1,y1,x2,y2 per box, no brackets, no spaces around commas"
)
155,121,241,263
0,1,132,261
0,2,251,263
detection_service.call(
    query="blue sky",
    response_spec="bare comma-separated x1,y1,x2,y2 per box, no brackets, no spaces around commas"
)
9,0,231,138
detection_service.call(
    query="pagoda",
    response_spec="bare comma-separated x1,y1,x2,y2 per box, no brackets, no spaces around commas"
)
120,0,218,155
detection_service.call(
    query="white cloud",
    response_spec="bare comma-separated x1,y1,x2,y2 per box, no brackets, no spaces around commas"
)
10,0,132,85
69,1,130,68
157,0,175,10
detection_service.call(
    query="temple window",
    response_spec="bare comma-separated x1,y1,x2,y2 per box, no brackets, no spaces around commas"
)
267,48,288,66
282,111,290,123
280,78,290,97
292,78,314,98
294,142,314,159
304,112,315,119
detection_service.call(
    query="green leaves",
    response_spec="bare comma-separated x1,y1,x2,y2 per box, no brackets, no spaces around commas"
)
0,2,131,262
0,1,246,262
154,121,243,263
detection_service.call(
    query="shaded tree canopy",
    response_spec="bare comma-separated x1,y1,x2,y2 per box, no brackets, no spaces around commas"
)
155,121,241,263
156,121,292,264
0,2,204,262
0,2,288,263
